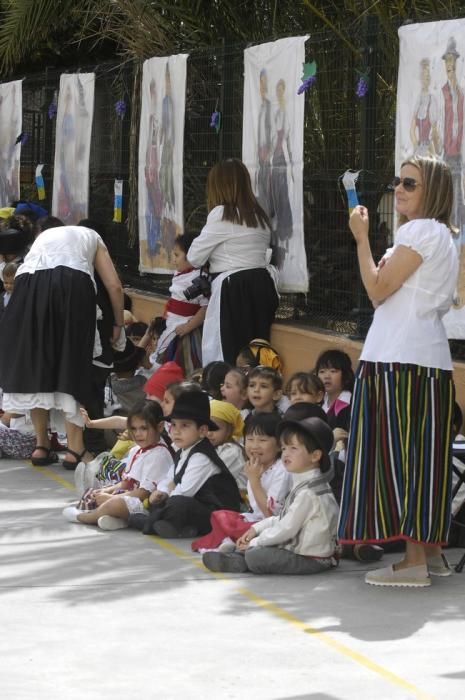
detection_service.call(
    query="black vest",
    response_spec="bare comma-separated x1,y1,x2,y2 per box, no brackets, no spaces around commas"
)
173,438,242,512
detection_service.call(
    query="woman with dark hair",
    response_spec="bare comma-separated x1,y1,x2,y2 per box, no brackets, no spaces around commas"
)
188,158,279,365
338,156,458,587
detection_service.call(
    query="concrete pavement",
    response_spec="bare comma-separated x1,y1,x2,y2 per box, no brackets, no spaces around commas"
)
1,457,465,700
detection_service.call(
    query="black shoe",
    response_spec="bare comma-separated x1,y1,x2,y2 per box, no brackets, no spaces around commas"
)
152,520,198,539
353,544,384,562
127,513,149,531
202,551,248,573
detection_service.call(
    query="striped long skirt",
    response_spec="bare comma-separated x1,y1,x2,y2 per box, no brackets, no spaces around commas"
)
337,361,454,546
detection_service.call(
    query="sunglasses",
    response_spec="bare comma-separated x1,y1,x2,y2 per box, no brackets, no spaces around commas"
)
392,176,422,192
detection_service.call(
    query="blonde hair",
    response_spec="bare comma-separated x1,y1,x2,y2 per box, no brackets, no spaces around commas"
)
398,156,455,231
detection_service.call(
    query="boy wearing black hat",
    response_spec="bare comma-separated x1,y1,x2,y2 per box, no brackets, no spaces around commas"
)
136,391,242,538
203,417,339,574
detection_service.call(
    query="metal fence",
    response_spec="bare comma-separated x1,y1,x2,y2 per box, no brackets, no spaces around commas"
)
18,20,408,344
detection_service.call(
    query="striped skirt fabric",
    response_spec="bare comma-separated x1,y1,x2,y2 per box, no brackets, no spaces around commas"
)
337,361,454,546
159,327,202,376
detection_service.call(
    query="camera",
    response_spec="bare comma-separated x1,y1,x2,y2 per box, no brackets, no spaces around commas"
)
184,269,212,300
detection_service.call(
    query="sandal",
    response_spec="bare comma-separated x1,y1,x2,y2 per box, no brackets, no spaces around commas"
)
62,448,87,471
31,446,59,467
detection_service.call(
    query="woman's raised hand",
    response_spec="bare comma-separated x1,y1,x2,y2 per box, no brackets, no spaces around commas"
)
349,205,370,243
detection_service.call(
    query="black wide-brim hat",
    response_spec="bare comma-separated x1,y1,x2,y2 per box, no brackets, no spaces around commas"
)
282,402,328,424
0,226,30,255
277,416,334,472
166,390,218,431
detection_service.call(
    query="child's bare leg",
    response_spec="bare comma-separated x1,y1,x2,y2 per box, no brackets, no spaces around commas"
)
77,496,130,525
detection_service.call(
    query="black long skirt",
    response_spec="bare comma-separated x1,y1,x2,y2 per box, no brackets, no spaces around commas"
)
219,268,279,365
0,266,96,407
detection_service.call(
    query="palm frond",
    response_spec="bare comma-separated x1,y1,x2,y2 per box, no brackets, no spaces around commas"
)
0,0,77,75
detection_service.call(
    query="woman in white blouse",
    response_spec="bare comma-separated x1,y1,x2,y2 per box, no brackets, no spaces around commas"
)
0,222,124,469
188,159,279,365
338,156,458,588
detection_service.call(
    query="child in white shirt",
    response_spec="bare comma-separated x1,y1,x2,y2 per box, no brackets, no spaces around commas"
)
192,412,291,552
203,416,339,575
62,401,173,529
207,399,246,490
151,234,209,374
134,391,242,538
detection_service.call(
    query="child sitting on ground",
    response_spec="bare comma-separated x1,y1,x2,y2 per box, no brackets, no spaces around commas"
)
152,233,209,374
0,411,36,459
236,338,284,374
143,361,185,403
207,399,246,490
285,371,324,406
76,362,186,491
203,415,339,575
0,262,16,320
284,397,383,564
130,391,242,538
221,367,249,418
246,366,283,416
201,361,231,400
315,349,354,438
192,412,292,552
63,401,173,530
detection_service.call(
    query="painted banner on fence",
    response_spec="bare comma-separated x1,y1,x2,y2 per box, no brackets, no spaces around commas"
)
0,80,22,207
243,36,309,292
138,54,188,273
52,73,95,225
397,19,465,337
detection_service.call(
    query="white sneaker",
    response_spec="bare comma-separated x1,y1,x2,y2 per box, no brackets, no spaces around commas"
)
97,515,128,531
62,505,82,523
218,537,236,553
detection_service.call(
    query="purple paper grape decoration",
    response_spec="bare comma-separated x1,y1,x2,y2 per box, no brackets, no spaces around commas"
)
297,61,317,95
297,75,316,95
210,110,221,133
356,77,369,98
115,99,126,119
48,102,57,120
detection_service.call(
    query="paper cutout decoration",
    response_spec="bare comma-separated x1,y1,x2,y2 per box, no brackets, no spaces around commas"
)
35,164,46,200
115,99,126,119
297,61,317,94
210,110,221,133
355,71,370,98
342,170,360,212
113,179,123,222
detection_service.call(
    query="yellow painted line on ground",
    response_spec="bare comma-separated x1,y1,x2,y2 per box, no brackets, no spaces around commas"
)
32,463,435,700
30,463,77,491
148,535,434,700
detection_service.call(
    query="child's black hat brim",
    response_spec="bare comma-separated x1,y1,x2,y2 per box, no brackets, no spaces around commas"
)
165,390,219,431
278,417,334,472
165,411,219,431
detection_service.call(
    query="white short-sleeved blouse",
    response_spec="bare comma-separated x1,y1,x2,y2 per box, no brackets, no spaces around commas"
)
361,218,458,370
187,205,271,273
16,225,104,284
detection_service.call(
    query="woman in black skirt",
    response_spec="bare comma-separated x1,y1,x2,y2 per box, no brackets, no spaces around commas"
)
0,221,124,469
188,159,279,365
